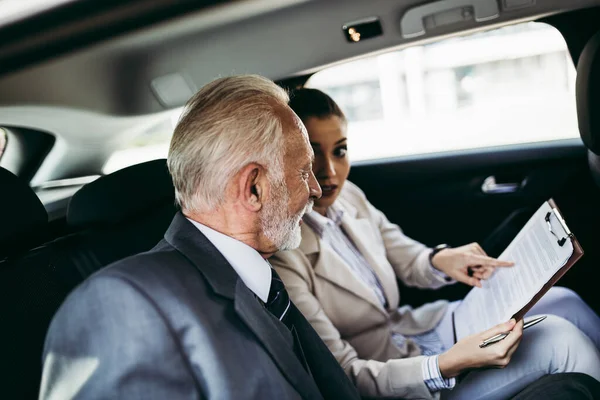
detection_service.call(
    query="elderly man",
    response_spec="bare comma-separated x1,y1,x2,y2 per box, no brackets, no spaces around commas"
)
39,75,360,399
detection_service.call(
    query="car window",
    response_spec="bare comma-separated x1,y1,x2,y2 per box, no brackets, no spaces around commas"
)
0,128,7,161
306,22,578,162
103,113,180,174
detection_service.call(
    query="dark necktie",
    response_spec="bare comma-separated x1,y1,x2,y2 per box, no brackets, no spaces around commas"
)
265,267,293,331
264,266,311,374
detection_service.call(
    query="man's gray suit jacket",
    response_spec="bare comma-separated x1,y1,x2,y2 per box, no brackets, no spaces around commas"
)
40,212,361,400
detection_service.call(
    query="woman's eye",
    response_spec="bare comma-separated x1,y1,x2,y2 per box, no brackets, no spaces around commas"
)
334,147,347,157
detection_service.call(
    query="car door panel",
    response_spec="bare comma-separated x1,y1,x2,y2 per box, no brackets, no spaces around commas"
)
348,139,600,312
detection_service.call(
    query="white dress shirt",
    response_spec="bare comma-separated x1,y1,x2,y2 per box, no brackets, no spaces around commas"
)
187,218,271,303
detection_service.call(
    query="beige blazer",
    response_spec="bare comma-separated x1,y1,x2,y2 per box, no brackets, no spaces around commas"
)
271,181,454,399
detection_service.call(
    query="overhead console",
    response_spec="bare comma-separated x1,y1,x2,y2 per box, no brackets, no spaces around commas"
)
400,0,535,38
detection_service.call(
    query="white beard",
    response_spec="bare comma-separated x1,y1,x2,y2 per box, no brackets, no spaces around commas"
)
261,178,313,251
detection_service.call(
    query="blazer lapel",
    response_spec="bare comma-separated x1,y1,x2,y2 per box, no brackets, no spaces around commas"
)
164,213,237,297
314,242,387,316
301,211,388,317
164,213,320,399
338,203,400,311
234,284,319,399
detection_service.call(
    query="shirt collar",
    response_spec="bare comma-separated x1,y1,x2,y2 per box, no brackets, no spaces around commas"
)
186,218,271,302
303,204,344,238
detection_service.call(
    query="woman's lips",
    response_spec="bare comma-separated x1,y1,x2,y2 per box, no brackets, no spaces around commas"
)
320,184,338,197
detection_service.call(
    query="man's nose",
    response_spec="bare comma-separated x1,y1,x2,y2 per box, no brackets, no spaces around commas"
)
309,171,322,199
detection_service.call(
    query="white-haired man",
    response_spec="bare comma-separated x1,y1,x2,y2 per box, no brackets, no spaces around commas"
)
39,75,361,399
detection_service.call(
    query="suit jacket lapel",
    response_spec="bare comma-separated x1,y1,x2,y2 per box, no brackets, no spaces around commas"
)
314,241,387,316
234,283,319,399
164,213,320,399
164,213,238,299
339,207,400,311
300,211,388,317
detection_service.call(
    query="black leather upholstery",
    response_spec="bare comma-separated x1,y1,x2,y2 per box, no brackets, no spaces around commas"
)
1,159,177,399
67,159,174,228
511,372,600,399
62,158,177,284
0,246,71,400
576,30,600,184
577,31,600,156
0,167,47,257
588,150,600,187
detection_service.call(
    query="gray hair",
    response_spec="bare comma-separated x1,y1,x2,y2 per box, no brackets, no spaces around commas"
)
167,75,290,213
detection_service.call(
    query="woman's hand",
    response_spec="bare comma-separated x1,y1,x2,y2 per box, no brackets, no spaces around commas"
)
438,319,524,378
431,242,514,287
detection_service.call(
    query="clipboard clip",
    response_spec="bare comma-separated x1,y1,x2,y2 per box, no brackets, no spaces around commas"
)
545,208,573,247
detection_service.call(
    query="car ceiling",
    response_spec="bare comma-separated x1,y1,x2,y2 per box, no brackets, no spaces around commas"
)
0,0,599,183
1,0,599,116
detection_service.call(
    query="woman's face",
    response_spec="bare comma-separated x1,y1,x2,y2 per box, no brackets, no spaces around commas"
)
303,115,350,215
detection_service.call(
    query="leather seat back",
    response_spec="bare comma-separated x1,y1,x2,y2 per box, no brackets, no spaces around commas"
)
0,159,177,399
0,167,48,258
576,30,600,186
62,158,176,282
0,168,58,399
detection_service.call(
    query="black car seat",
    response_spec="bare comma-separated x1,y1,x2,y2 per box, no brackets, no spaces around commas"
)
0,167,48,258
0,168,66,399
0,159,177,399
576,30,600,187
57,158,177,286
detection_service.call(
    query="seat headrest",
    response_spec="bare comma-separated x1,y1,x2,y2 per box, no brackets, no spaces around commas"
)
0,168,48,246
67,159,175,228
576,30,600,155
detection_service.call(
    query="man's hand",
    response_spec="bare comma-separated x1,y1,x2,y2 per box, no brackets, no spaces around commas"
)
431,242,513,287
438,319,524,378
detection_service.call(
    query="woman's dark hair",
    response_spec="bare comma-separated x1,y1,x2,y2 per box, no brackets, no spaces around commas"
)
288,88,346,123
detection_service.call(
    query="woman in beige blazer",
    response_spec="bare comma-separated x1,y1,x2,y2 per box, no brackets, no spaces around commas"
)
271,89,600,400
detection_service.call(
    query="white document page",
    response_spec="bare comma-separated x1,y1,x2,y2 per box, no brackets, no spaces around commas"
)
454,201,573,341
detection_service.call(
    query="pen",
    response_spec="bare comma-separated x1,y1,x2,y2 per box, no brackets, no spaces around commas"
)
479,315,547,348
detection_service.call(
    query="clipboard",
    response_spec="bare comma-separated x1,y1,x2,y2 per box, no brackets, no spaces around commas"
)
511,199,583,320
451,198,583,343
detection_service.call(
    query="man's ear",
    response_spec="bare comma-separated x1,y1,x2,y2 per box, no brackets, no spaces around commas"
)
237,163,266,212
